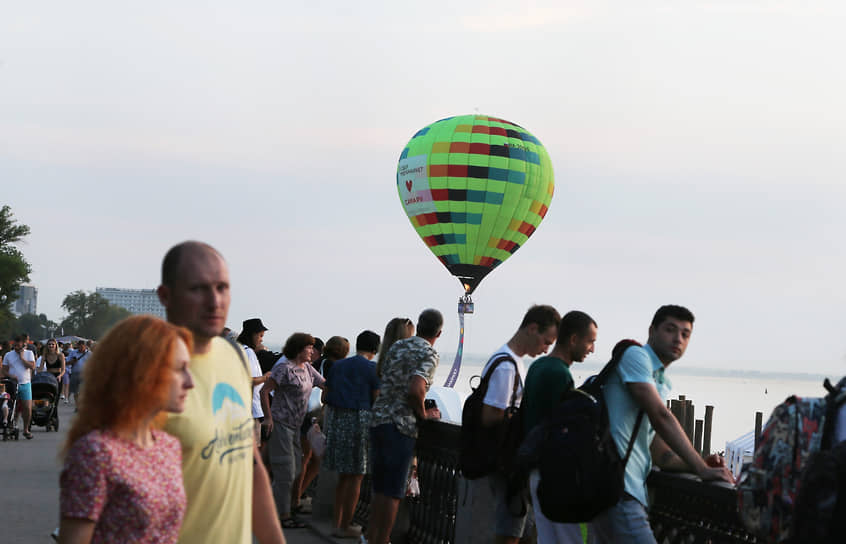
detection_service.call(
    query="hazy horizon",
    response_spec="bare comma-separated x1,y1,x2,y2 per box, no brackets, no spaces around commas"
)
2,1,844,376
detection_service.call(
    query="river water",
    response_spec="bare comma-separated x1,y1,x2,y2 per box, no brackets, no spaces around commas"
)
433,354,837,454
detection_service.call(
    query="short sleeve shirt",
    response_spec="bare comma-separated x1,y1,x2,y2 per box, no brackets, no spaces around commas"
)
244,346,264,419
2,350,35,384
164,337,254,544
480,344,525,409
73,350,92,374
521,356,574,433
60,430,185,543
325,354,380,410
603,343,672,506
370,336,439,438
269,359,326,429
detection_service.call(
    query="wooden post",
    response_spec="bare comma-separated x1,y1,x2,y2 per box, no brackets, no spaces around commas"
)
670,400,682,424
684,400,695,443
754,411,763,451
694,419,704,455
703,405,714,456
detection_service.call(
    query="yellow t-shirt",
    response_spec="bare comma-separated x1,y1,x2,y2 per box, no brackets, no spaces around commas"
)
165,337,254,544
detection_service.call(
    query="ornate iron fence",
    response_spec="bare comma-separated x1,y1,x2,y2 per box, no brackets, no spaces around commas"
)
351,421,755,544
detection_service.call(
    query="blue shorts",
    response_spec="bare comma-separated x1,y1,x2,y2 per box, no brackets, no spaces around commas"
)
370,424,415,499
17,383,32,401
590,494,656,544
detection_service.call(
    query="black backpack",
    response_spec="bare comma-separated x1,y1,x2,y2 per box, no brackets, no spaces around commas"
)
459,354,522,480
516,339,644,523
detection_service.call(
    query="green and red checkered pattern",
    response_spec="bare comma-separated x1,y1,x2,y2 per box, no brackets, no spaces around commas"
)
397,115,554,284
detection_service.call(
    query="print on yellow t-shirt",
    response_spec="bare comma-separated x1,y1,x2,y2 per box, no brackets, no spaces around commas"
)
164,337,254,544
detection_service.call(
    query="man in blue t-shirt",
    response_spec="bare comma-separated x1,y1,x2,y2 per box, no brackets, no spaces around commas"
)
590,305,734,544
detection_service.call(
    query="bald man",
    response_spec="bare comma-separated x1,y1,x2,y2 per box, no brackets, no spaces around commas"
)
158,241,285,544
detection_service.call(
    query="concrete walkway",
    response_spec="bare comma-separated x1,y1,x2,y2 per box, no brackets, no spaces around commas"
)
0,402,346,544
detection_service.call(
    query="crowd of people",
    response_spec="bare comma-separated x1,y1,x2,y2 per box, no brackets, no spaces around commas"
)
8,240,448,544
0,334,94,438
0,240,740,544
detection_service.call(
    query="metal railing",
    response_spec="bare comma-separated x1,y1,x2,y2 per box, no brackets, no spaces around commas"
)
351,420,755,544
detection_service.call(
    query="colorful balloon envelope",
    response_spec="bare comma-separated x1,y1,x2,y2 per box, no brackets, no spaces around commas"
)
397,115,554,294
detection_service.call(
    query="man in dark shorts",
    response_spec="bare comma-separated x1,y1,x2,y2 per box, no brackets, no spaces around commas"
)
365,309,443,544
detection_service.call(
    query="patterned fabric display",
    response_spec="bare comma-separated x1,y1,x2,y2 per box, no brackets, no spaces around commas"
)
737,395,827,543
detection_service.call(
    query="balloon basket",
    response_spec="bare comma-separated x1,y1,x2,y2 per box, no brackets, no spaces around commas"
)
458,294,474,314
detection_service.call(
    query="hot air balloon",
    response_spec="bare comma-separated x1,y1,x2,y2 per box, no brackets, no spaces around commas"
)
397,115,554,387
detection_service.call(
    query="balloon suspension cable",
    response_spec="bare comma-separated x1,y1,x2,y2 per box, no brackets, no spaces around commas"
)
443,294,474,388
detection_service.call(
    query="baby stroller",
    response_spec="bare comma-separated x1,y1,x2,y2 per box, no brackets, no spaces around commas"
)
31,372,59,432
1,377,20,441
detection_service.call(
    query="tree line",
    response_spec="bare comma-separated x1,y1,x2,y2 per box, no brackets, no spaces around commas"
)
0,205,132,340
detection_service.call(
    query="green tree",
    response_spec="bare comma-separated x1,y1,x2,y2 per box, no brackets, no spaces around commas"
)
0,314,18,339
60,291,132,339
17,313,58,340
0,205,32,335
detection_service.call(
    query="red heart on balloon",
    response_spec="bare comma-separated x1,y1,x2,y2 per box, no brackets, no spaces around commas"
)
406,180,413,192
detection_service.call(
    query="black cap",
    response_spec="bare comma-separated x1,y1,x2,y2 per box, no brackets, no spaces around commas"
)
242,318,268,335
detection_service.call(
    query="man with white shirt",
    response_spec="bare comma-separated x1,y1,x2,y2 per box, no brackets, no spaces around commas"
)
478,305,561,544
1,335,37,438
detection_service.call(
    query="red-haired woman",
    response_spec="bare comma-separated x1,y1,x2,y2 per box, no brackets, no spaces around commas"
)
58,316,195,544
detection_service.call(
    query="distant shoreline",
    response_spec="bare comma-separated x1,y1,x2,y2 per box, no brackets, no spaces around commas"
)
450,354,836,384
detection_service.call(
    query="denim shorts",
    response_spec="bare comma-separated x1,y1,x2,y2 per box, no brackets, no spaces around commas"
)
17,383,32,401
590,494,656,544
370,423,415,498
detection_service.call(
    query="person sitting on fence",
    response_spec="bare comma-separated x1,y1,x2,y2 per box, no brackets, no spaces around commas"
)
323,329,381,539
590,305,734,544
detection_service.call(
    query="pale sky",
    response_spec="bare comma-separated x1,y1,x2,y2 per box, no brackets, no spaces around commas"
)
2,1,845,376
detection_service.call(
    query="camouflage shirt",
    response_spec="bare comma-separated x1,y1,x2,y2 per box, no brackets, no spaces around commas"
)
370,336,439,438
